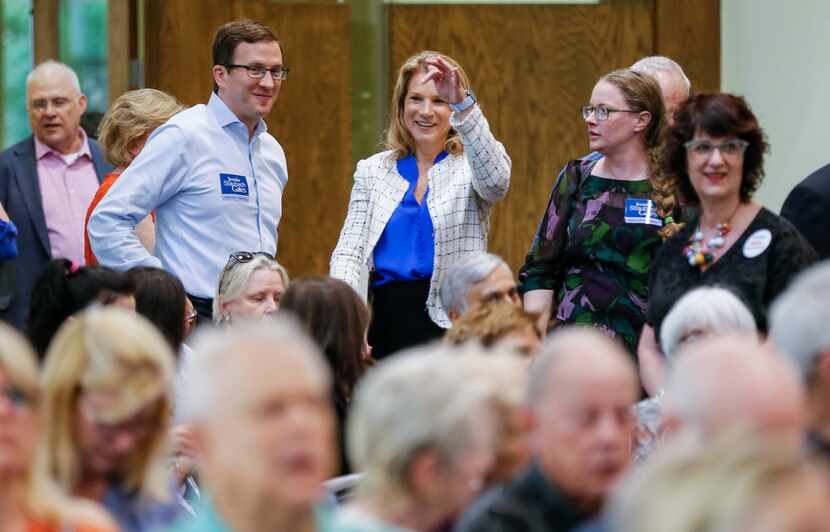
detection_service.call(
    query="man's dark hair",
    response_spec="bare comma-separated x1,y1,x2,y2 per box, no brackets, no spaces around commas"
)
212,19,281,93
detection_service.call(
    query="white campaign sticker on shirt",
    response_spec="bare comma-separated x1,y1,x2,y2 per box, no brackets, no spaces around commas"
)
743,229,772,258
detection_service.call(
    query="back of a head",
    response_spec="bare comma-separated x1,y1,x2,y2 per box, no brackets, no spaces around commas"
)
770,262,830,385
664,334,804,445
444,299,539,356
97,88,185,167
347,345,494,496
280,276,369,404
630,55,691,94
659,286,757,362
610,434,825,532
440,252,509,316
128,266,187,355
27,259,134,360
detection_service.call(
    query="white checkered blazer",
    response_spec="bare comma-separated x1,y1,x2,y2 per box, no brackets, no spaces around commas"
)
330,105,511,327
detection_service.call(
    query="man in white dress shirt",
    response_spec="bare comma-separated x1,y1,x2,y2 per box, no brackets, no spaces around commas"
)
89,19,289,322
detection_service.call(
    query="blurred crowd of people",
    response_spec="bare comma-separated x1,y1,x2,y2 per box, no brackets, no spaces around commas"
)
1,17,829,532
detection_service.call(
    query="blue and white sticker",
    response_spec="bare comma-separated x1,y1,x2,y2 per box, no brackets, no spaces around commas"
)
624,198,662,226
219,173,250,200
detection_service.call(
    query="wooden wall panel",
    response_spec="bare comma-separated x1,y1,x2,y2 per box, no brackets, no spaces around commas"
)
144,0,351,277
389,0,655,274
655,0,720,93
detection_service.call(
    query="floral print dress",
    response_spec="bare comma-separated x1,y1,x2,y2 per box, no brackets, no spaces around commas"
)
519,157,664,355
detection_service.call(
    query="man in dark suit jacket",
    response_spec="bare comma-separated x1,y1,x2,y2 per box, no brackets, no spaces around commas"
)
781,162,830,261
0,61,112,329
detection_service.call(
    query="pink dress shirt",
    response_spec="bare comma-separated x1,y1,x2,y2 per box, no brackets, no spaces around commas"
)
34,131,100,265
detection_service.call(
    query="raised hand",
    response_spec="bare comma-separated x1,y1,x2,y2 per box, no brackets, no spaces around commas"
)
422,55,467,105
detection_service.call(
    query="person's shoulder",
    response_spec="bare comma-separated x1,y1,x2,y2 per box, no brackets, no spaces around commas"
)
356,150,396,173
163,103,210,132
796,162,830,196
0,136,34,163
455,482,529,532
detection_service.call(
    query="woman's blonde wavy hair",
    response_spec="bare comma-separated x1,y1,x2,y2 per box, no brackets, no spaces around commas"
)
33,307,176,503
602,69,682,239
386,50,472,160
97,88,185,168
0,322,114,528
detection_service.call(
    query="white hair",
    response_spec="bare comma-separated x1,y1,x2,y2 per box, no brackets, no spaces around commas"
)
213,254,289,323
347,343,495,495
663,335,802,440
770,262,830,382
659,286,757,363
526,326,630,407
178,315,330,423
440,252,511,316
630,55,691,94
26,60,82,97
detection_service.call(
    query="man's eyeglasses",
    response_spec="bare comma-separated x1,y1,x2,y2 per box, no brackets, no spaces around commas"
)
1,385,31,409
225,64,290,81
224,251,274,270
581,105,639,121
30,97,72,113
684,138,749,158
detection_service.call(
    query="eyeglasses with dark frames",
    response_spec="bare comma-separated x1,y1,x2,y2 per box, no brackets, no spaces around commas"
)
225,64,290,81
581,105,639,121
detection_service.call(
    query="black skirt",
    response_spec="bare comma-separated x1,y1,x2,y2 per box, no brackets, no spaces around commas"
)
367,278,445,360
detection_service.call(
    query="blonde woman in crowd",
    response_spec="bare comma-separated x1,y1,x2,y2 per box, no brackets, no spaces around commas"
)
35,307,182,532
84,88,185,265
212,251,289,324
0,322,115,532
331,50,511,359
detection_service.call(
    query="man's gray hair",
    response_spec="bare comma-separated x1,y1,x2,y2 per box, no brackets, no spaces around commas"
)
770,262,830,382
440,252,510,316
178,315,330,422
347,343,494,495
630,55,691,94
526,326,625,408
660,286,757,363
26,60,82,97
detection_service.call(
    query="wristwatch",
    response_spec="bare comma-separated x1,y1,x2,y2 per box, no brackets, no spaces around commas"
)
450,89,477,112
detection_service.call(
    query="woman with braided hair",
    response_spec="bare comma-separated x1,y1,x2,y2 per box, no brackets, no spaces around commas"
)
519,68,679,359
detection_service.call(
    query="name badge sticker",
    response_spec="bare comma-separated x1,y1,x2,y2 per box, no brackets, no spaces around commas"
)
219,173,250,200
624,198,662,227
743,229,772,258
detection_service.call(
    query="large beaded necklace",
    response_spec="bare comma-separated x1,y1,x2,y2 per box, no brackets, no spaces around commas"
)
684,223,731,268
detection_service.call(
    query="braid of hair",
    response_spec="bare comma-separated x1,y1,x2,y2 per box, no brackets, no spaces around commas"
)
647,146,683,239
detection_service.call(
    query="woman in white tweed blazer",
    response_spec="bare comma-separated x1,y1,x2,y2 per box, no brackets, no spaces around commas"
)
330,51,511,359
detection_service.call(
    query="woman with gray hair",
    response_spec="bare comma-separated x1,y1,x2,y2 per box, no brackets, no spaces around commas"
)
633,286,757,461
212,251,289,324
334,346,497,531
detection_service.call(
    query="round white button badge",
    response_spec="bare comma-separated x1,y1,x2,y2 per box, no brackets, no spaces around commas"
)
743,229,772,258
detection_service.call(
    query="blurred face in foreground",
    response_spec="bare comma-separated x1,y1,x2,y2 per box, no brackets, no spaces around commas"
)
0,367,37,479
532,340,638,510
199,343,336,509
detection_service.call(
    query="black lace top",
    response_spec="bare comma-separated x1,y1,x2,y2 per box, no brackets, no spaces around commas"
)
647,207,816,343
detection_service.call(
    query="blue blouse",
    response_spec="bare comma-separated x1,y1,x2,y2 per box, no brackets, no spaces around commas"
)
372,152,447,287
